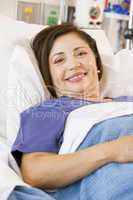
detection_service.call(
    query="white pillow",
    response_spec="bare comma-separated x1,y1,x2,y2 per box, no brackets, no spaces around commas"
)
7,43,51,146
100,49,133,98
82,29,113,57
0,15,45,139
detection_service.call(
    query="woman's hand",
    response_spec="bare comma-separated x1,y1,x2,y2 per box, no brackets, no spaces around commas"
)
109,136,133,163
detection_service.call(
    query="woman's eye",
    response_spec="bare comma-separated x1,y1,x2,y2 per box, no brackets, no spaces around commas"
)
54,58,64,64
77,51,87,57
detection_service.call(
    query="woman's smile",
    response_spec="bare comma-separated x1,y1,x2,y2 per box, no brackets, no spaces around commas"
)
65,71,88,83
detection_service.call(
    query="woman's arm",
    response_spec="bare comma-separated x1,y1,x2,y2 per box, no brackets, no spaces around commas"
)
21,136,133,189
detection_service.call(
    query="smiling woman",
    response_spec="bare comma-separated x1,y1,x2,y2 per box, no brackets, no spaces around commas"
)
32,23,103,98
49,32,100,99
10,23,133,200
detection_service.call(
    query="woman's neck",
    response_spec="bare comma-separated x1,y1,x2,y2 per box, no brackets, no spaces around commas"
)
57,90,112,103
59,93,112,103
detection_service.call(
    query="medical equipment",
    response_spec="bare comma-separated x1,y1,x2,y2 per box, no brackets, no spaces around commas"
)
17,1,43,24
75,0,104,28
58,0,104,28
58,0,68,24
124,0,133,49
104,0,130,15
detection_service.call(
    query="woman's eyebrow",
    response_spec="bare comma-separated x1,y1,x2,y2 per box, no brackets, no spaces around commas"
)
52,52,64,57
74,47,88,51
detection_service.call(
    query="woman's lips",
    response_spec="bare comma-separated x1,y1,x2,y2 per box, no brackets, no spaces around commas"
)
65,72,87,83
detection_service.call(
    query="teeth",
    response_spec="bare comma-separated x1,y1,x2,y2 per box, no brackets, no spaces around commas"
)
69,74,84,81
65,72,87,81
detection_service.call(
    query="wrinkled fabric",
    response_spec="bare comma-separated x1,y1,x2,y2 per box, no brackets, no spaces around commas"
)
51,114,133,200
8,186,55,200
8,115,133,200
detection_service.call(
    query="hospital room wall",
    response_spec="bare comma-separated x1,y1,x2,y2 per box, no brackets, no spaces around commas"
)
0,0,75,18
0,0,16,18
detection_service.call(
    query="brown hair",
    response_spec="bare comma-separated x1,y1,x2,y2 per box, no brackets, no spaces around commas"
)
32,23,103,97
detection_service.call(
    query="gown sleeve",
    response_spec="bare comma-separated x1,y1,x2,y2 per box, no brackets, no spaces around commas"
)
12,103,67,155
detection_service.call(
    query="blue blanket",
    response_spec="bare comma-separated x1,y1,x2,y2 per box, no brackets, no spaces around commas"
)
50,114,133,200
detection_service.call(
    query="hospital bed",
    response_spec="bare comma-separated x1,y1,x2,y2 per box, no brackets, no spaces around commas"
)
0,14,133,200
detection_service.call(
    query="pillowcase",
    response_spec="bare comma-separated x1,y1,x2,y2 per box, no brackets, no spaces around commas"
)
7,43,51,146
82,29,113,57
100,49,133,98
0,15,45,140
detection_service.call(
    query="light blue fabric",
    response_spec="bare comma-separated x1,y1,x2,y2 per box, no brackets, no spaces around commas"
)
50,114,133,200
8,186,55,200
9,110,133,200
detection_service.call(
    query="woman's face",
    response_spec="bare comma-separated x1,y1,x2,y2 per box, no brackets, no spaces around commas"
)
49,32,100,100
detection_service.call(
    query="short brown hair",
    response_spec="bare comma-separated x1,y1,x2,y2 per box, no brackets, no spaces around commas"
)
32,23,103,97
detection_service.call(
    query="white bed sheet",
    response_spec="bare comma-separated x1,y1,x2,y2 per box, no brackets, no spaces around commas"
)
59,101,133,153
0,139,29,200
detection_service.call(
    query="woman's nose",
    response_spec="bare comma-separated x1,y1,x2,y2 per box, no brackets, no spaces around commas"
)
67,59,81,70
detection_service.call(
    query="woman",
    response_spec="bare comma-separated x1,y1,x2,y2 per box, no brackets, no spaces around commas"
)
10,23,133,200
